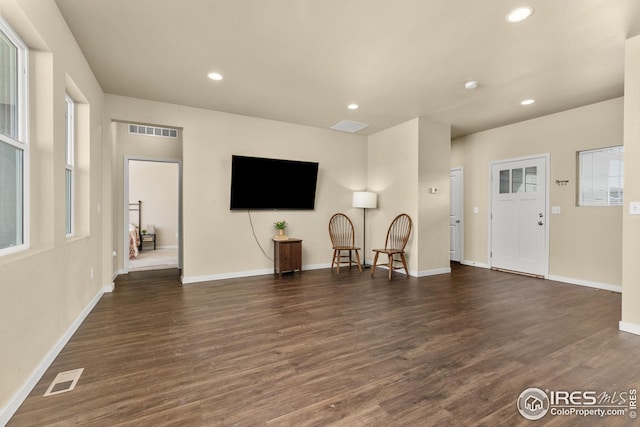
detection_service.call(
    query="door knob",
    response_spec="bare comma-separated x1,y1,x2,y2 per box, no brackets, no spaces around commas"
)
456,220,460,223
538,221,544,226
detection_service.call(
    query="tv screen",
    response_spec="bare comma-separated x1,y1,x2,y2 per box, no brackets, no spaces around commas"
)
230,155,319,210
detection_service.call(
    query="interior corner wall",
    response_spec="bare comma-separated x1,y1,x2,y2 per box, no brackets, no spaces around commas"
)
367,119,421,273
451,98,623,286
417,118,451,275
105,95,368,282
621,35,640,332
0,0,105,421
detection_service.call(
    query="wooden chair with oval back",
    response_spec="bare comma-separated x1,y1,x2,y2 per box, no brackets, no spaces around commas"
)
328,213,362,273
370,213,412,280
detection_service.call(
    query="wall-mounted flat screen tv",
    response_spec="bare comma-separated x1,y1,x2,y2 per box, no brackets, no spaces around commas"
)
230,155,319,210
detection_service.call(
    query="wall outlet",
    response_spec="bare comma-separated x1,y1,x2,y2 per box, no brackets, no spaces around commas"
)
551,206,561,214
90,267,94,279
630,202,640,215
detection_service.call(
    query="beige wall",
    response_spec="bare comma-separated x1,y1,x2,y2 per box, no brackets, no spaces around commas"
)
0,0,105,419
451,97,623,287
367,117,451,276
129,161,179,248
368,119,420,269
105,95,368,281
622,35,640,330
418,118,451,274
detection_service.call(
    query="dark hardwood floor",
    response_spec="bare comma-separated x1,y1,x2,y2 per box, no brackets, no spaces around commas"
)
8,264,640,426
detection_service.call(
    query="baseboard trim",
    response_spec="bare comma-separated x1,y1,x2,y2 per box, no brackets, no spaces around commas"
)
461,260,490,269
181,263,332,285
0,288,105,426
103,282,115,293
619,321,640,336
416,267,451,277
547,274,622,293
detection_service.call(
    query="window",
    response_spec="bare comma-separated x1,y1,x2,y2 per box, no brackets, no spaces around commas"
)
499,166,538,194
65,94,74,236
0,17,28,254
578,146,624,206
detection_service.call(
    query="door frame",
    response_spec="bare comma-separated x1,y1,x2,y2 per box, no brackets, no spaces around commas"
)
450,167,464,262
123,156,183,274
488,153,550,278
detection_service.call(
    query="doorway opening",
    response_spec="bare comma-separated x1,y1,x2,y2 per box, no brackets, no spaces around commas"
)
450,168,464,263
125,158,182,272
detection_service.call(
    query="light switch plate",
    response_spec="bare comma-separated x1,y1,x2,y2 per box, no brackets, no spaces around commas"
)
551,206,561,214
630,202,640,215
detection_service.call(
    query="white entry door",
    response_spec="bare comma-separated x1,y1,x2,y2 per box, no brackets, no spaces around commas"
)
450,168,463,262
490,156,548,277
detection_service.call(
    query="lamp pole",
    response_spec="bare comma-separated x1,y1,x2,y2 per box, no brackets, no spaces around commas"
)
352,191,378,268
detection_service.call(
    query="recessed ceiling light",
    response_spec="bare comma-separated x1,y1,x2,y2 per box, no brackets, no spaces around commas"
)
207,72,223,81
464,80,479,90
506,6,534,23
521,99,535,106
347,103,359,110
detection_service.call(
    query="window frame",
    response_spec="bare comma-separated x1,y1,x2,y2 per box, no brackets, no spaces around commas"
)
0,16,29,256
65,94,75,237
577,145,624,207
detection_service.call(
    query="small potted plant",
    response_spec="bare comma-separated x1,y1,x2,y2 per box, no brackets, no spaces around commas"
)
274,220,288,240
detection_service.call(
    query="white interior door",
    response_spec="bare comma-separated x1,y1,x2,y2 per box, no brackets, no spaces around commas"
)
490,156,547,277
450,168,463,262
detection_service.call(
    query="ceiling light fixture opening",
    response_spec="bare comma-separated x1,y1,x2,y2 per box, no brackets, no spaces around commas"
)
464,80,479,90
347,103,359,110
506,6,534,23
521,99,535,106
207,72,223,81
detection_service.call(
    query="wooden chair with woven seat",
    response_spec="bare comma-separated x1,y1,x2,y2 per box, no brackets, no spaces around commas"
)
371,213,412,280
328,213,362,273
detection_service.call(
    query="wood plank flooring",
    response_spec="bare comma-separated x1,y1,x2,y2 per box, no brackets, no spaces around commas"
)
8,264,640,426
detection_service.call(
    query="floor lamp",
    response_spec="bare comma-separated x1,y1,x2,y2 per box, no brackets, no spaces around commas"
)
352,191,377,268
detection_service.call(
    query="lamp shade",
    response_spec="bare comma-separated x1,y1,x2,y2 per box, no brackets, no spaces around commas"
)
352,191,377,209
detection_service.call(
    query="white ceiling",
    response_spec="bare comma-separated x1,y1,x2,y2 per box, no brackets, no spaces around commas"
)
54,0,640,137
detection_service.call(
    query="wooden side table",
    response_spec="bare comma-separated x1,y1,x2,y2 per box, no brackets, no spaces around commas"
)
273,238,302,278
140,233,156,250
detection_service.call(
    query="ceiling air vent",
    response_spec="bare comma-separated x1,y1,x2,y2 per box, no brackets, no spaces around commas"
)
128,124,178,139
330,120,369,133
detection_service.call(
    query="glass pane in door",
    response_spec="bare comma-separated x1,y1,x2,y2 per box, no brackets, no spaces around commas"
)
512,168,523,193
525,167,537,192
500,170,510,194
